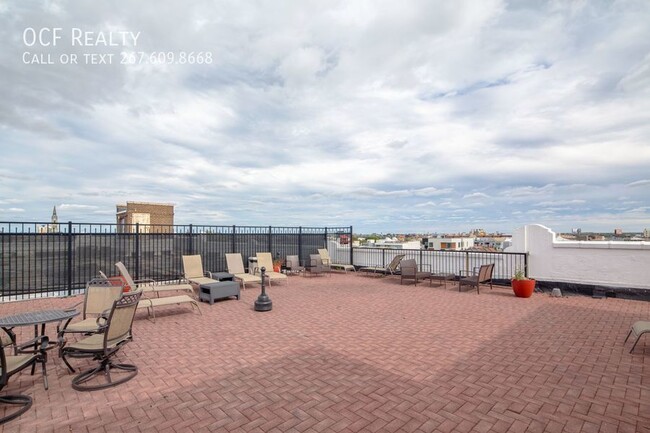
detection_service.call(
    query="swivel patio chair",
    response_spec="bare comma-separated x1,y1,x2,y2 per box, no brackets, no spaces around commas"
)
359,254,405,277
1,335,49,424
61,291,142,391
225,253,262,289
255,252,288,286
58,278,123,356
624,321,650,353
400,259,431,286
458,264,494,294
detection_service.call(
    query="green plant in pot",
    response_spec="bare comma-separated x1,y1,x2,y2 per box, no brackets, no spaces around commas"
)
511,268,535,298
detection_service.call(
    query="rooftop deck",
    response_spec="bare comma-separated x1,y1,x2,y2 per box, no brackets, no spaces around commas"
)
1,274,649,432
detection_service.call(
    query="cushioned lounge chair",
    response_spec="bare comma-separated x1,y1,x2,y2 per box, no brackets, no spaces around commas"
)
625,321,650,353
458,264,494,294
61,291,142,391
255,252,288,286
318,249,355,273
359,254,405,276
400,259,431,286
225,253,262,289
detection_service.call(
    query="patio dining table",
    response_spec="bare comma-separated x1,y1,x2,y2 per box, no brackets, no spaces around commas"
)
0,309,79,389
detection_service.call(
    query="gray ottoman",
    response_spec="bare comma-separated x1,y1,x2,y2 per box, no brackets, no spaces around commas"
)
199,281,240,304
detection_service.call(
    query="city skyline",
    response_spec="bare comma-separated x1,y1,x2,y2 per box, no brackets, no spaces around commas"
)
1,1,649,233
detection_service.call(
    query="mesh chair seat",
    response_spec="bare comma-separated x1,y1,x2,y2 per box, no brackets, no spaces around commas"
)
61,291,142,391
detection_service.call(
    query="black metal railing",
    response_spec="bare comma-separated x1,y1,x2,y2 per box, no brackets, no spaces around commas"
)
349,247,527,284
1,221,527,301
0,222,352,300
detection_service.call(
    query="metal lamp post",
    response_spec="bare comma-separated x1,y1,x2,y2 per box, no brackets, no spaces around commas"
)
254,267,272,311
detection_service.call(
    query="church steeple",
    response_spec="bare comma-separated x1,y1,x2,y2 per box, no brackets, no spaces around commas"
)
48,206,59,233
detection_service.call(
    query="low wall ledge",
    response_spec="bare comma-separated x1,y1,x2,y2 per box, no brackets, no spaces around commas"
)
553,241,650,250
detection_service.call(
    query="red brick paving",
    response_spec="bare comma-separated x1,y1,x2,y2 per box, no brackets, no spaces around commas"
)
1,275,649,432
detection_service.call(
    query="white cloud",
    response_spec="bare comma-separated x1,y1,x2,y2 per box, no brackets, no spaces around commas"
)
1,1,649,232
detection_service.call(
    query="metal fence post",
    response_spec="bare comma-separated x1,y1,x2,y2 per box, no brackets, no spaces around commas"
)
188,224,193,255
464,251,469,276
67,221,73,296
349,226,353,266
232,225,236,253
135,223,140,280
298,226,302,262
268,226,272,252
524,252,529,278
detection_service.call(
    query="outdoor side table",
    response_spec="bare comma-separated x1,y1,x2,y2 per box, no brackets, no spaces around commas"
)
428,273,455,288
207,272,235,282
199,281,240,304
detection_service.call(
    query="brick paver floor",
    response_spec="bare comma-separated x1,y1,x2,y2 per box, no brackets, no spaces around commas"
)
1,274,649,432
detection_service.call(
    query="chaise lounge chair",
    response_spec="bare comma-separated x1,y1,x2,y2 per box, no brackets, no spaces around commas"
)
624,321,650,353
182,255,219,287
116,263,200,322
318,249,355,273
359,254,405,277
114,262,194,297
225,253,262,289
255,252,288,286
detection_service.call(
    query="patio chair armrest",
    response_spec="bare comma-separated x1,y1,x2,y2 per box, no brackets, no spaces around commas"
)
458,269,475,277
16,335,50,354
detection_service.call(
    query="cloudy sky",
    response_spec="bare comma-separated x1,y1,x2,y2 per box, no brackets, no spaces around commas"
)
1,1,649,234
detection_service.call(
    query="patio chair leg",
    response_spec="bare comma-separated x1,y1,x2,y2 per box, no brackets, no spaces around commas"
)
41,355,48,390
71,358,138,392
0,395,33,424
61,352,77,373
624,329,633,343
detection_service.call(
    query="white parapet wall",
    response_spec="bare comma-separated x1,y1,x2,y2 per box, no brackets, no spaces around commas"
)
506,224,650,290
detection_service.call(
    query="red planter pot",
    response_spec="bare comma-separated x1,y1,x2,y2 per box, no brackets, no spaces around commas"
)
273,265,281,273
511,279,535,298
